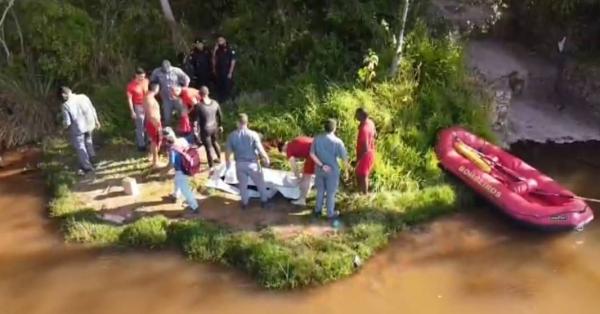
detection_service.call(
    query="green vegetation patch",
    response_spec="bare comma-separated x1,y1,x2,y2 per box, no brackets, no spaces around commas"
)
37,5,490,289
42,138,474,289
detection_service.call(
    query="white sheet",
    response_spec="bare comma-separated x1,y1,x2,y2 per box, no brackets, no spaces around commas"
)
205,162,310,200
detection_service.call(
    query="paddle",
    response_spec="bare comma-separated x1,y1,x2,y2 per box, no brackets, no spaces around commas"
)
530,190,600,204
455,139,600,204
454,139,525,181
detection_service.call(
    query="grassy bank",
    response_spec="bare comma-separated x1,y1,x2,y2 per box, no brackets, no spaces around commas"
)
33,0,491,289
41,136,475,289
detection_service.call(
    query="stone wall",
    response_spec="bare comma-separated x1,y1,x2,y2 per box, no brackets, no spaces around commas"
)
561,61,600,120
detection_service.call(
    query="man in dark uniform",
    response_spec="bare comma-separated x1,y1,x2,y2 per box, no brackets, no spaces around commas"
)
184,39,212,89
212,36,237,104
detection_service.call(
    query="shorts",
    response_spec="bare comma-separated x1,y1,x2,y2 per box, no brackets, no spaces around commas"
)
355,150,376,177
178,115,192,135
145,121,162,146
303,158,316,175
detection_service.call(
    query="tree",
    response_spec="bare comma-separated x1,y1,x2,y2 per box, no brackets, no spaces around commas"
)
159,0,176,24
0,0,15,64
389,0,410,78
158,0,185,51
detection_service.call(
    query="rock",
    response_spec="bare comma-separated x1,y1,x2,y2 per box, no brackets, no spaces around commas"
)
100,213,126,224
491,88,512,133
122,177,139,196
561,61,600,120
353,255,362,268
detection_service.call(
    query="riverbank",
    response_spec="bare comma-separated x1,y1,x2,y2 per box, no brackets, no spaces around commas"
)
467,39,600,144
4,143,600,314
42,137,467,289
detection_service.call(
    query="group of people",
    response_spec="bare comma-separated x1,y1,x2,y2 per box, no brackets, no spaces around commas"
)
182,36,237,104
59,35,377,219
276,109,377,218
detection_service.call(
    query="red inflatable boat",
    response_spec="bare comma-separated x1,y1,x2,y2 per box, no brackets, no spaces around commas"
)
435,127,594,231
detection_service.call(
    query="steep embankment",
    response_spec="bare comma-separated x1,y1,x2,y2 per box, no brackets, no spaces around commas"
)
433,0,600,144
467,39,600,144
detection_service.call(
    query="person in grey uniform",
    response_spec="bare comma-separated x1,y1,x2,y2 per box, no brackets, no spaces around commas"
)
225,113,271,209
59,86,100,175
150,60,190,126
310,119,348,218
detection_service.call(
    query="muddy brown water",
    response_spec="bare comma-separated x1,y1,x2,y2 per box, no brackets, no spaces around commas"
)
1,142,600,314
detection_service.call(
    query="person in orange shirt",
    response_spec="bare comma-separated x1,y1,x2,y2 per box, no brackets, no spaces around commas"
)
126,68,150,151
144,84,163,168
355,108,377,194
170,86,201,140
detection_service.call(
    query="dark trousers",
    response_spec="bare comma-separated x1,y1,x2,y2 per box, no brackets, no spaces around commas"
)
216,74,233,103
199,129,221,168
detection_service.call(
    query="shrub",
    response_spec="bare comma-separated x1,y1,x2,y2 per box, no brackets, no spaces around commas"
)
64,218,123,245
17,0,95,82
120,216,169,248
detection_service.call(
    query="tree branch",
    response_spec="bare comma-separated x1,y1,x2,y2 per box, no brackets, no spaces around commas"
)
0,0,15,64
0,0,15,27
10,7,23,56
389,0,411,78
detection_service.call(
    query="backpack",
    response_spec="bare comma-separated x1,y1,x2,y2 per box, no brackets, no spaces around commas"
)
173,145,201,176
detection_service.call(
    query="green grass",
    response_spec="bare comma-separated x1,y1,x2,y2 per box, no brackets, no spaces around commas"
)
120,216,169,248
39,21,490,289
41,138,471,289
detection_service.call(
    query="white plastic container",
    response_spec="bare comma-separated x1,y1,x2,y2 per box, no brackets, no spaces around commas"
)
122,177,139,196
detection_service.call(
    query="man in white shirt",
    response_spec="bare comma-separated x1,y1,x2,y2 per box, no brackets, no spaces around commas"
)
60,86,101,175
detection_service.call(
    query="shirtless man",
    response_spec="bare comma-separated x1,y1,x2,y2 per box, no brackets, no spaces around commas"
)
144,84,163,168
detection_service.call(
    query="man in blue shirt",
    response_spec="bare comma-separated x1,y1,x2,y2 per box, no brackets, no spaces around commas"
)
310,119,349,218
164,127,199,212
225,113,270,209
60,86,100,175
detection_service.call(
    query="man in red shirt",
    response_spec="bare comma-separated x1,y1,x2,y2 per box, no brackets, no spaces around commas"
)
278,136,315,206
355,108,377,194
170,86,201,138
126,68,149,151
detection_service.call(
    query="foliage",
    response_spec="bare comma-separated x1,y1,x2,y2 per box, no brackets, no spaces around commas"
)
42,136,471,289
36,0,495,290
241,22,492,192
357,49,380,87
14,0,94,82
120,216,170,248
504,0,600,54
0,70,57,149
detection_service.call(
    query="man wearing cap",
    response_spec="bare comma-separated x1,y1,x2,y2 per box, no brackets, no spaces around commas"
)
126,67,149,151
163,127,199,212
225,113,271,209
185,39,212,89
310,119,349,219
212,36,236,103
59,86,101,175
150,60,190,126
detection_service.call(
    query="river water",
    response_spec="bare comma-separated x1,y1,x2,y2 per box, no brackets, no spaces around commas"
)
1,142,599,314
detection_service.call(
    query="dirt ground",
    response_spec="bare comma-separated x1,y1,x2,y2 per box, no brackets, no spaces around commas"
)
431,0,600,144
467,39,600,144
72,144,336,238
